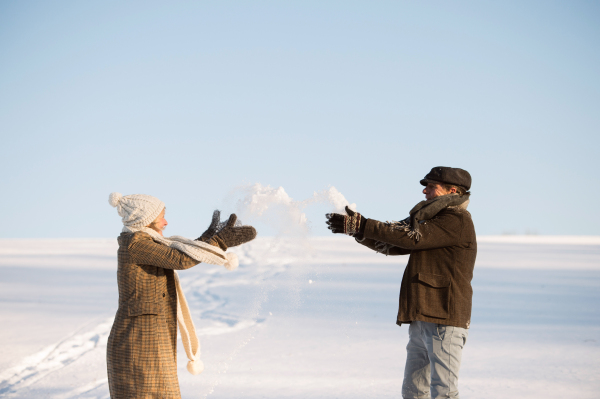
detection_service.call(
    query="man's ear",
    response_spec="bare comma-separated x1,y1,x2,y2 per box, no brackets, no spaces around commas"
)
449,186,457,194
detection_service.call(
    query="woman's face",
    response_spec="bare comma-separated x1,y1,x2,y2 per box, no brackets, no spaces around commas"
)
148,208,168,236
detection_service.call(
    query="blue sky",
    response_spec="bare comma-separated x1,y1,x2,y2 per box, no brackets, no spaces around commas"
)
1,1,599,238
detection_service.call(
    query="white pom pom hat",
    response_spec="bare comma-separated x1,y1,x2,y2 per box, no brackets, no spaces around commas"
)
109,192,165,228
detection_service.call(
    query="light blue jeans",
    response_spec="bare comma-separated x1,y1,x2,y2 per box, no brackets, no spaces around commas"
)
401,321,468,399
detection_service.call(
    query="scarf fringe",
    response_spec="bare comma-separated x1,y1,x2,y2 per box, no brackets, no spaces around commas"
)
374,240,392,255
385,194,470,243
385,219,422,242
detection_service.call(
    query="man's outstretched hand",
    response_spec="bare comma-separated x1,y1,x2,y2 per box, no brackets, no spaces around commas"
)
325,206,366,236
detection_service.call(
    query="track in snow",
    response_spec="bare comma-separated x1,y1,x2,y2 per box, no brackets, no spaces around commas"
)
0,238,300,398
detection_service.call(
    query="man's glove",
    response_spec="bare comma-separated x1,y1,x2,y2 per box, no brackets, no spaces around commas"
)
197,210,257,250
325,206,366,236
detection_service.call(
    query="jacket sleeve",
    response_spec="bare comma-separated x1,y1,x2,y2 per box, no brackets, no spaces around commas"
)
354,236,411,256
128,232,201,270
363,210,464,251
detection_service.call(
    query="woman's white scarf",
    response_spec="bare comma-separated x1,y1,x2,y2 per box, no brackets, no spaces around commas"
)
123,226,239,375
123,226,239,270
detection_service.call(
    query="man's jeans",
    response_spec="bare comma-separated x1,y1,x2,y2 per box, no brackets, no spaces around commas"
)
401,321,468,399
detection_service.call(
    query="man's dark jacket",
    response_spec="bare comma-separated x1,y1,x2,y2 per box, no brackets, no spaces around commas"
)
357,205,476,329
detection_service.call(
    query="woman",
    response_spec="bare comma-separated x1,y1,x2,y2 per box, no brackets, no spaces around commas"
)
106,192,256,398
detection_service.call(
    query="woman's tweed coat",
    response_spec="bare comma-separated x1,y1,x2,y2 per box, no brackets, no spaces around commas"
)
107,231,200,399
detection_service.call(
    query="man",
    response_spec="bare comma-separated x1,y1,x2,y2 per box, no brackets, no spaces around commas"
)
326,167,476,399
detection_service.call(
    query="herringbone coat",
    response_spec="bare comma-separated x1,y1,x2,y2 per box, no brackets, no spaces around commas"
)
107,231,200,399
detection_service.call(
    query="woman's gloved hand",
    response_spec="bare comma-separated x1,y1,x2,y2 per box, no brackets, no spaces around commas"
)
325,206,366,236
216,213,257,249
197,210,257,250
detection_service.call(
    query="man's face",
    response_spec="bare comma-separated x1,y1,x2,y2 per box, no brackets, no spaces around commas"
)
422,182,452,200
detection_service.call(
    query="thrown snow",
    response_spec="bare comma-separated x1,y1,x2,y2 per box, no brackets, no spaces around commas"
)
232,184,356,236
310,186,357,214
0,236,599,398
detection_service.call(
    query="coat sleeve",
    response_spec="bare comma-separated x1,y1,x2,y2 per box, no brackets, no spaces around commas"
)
354,236,412,256
363,210,464,251
128,232,201,270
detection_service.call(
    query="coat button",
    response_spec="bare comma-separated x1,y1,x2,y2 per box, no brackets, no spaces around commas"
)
163,293,166,298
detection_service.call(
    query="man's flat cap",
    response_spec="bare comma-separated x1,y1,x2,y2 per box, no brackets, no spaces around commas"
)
420,166,471,191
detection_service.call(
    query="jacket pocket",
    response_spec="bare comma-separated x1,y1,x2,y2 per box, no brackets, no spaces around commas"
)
128,300,159,316
416,272,451,319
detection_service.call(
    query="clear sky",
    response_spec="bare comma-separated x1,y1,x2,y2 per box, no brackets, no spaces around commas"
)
1,1,599,238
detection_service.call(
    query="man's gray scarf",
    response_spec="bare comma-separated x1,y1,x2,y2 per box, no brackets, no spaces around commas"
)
387,193,470,242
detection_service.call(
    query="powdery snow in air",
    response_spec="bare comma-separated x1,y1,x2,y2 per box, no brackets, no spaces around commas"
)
232,184,356,236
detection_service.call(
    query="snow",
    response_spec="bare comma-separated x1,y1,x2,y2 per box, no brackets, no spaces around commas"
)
478,235,600,245
232,184,356,236
0,236,599,398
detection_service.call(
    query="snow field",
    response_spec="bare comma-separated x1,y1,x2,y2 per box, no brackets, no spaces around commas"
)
0,236,599,398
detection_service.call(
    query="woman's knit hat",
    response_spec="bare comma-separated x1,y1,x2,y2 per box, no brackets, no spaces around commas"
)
109,192,165,228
